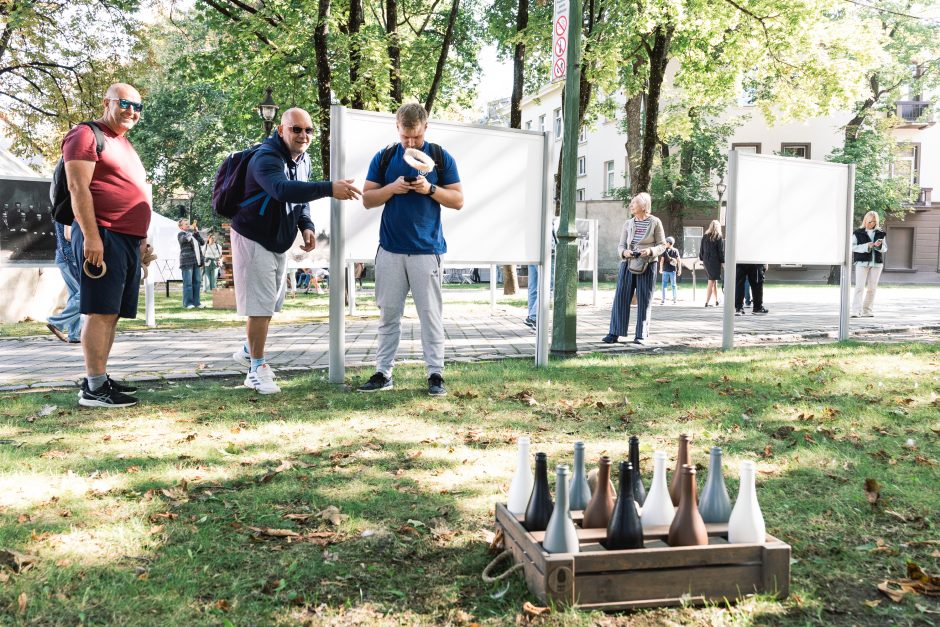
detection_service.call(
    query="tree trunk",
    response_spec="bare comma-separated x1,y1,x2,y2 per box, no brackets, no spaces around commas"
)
348,0,364,109
503,265,518,294
624,94,643,195
386,0,402,105
424,0,460,114
314,0,332,177
635,25,673,194
509,0,528,130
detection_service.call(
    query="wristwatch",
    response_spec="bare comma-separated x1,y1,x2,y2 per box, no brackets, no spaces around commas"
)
427,184,437,197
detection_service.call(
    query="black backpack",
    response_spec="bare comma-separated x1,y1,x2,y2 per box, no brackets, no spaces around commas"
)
50,121,105,225
211,144,289,219
378,142,445,181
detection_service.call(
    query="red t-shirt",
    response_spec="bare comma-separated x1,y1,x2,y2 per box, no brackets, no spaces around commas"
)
62,123,151,238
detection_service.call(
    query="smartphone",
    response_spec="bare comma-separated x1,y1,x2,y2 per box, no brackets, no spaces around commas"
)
404,176,417,183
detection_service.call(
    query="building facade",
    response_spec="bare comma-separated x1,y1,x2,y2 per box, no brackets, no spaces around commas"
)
519,83,940,283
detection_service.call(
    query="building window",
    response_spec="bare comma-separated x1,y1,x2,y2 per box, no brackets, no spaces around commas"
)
525,120,532,130
554,108,562,140
731,143,761,154
579,127,587,143
577,156,586,176
780,143,811,159
892,143,921,187
604,160,615,194
576,188,585,201
538,114,546,132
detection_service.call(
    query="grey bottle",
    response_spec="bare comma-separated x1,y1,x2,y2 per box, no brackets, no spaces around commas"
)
543,465,580,553
568,441,592,511
698,446,733,523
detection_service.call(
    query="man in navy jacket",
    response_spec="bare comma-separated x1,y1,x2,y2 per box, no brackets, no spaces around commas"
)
230,107,360,394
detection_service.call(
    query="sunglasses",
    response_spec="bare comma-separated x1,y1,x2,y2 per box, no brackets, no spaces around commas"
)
288,126,315,135
108,98,144,112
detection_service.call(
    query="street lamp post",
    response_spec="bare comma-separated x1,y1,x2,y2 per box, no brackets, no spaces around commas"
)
716,179,727,205
257,88,279,138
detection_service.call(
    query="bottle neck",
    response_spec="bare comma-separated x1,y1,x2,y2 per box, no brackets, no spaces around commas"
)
653,457,667,483
555,475,569,510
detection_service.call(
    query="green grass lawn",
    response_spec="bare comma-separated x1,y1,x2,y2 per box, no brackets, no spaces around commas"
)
1,342,938,624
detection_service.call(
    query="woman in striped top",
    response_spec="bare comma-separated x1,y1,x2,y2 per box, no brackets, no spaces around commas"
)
602,192,667,345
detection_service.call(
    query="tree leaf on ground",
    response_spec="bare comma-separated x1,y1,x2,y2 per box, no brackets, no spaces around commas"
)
283,513,315,522
319,506,345,526
18,592,27,614
878,579,914,603
522,601,550,616
864,478,880,505
246,526,301,538
0,549,38,573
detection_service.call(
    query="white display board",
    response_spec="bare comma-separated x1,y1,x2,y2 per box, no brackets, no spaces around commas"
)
733,153,849,264
322,108,547,264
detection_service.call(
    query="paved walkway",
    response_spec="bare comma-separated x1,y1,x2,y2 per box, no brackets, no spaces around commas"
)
2,286,937,389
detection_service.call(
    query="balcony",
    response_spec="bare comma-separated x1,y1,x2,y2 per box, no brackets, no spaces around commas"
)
916,187,933,207
895,100,934,128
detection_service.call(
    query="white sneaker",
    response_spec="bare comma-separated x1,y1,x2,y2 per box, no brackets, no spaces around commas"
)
232,348,250,368
244,364,280,394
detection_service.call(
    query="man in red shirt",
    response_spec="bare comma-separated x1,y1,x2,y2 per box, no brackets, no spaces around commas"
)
63,82,151,408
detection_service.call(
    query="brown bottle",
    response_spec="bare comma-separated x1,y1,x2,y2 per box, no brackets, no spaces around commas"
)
582,456,615,528
667,464,708,546
669,434,691,506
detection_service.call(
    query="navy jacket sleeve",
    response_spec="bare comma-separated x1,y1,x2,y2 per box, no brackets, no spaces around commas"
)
250,151,333,204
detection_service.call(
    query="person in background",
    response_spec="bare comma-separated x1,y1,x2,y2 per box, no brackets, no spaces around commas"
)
202,233,222,292
658,236,681,304
46,222,83,343
735,263,769,315
178,218,204,308
699,219,724,307
601,192,667,345
851,210,887,318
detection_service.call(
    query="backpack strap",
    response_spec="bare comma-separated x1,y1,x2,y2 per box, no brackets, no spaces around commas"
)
426,142,446,178
377,143,398,182
82,122,106,156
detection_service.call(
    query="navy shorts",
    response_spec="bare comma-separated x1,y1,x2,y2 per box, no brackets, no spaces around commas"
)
72,222,142,318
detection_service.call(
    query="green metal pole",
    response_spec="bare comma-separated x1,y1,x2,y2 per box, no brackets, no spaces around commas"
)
550,0,582,358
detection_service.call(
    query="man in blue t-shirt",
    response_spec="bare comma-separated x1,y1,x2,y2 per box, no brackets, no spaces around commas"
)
357,103,463,397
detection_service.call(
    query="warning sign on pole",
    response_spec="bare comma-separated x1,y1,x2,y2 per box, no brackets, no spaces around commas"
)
551,0,569,82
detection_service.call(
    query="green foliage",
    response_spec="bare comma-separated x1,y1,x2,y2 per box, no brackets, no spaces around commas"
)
0,0,144,163
827,123,916,221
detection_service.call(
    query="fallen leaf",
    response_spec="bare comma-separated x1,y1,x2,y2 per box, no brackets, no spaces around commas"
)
18,592,27,614
149,512,178,522
878,580,912,603
40,449,68,459
149,525,165,534
16,513,30,524
214,599,230,611
246,526,301,538
319,506,345,526
759,445,773,459
654,378,671,384
283,513,315,522
522,601,550,617
863,599,881,608
864,478,880,505
0,549,38,573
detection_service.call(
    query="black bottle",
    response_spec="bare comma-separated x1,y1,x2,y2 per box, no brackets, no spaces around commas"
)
524,452,554,532
605,461,644,550
629,436,647,506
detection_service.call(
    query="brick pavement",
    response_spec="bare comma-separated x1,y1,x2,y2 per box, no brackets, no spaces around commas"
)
2,286,937,389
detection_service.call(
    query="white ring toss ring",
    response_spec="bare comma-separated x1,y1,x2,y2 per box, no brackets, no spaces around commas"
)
403,148,435,173
83,259,107,279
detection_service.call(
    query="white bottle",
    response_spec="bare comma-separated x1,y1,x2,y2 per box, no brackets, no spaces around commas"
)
641,451,675,529
728,460,766,544
507,437,534,514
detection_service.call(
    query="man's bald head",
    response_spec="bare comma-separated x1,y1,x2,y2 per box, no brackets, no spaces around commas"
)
277,108,315,160
100,82,142,136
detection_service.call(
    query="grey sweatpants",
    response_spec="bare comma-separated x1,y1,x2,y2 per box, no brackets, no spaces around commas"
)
374,247,444,378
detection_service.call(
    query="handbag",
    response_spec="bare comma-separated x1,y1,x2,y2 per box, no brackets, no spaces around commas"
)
627,255,651,274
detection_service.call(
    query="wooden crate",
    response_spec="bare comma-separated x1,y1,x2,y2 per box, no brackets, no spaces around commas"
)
495,503,790,610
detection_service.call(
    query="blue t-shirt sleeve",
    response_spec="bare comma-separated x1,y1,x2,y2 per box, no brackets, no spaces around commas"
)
366,150,385,185
438,149,460,186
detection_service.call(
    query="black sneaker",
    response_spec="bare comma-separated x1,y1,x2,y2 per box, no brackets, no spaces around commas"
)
735,308,746,316
753,307,769,315
77,377,138,398
428,373,446,397
601,334,619,344
524,317,536,329
358,372,393,392
79,379,138,408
